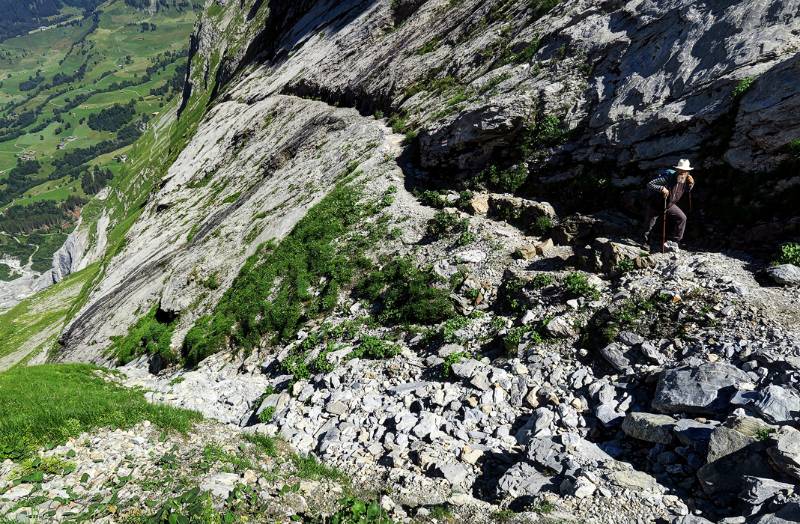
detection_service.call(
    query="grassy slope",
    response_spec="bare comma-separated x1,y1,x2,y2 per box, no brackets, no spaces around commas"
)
0,263,99,369
0,363,200,460
0,0,198,266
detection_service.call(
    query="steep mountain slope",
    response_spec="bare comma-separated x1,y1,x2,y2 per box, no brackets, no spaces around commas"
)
0,0,199,311
59,0,800,363
3,0,798,521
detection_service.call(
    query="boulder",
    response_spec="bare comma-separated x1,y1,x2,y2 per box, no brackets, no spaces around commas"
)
551,211,637,246
487,194,556,234
469,193,489,215
697,415,774,496
673,418,716,453
496,462,552,498
765,264,800,286
621,412,677,445
741,476,795,506
583,237,652,273
598,342,633,373
753,502,800,524
652,363,752,416
732,385,800,424
767,426,800,481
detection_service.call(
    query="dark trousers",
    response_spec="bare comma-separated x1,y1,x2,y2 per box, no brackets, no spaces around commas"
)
645,204,687,242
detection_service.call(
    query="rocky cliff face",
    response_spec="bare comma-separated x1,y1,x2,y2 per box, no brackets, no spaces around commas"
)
46,0,800,522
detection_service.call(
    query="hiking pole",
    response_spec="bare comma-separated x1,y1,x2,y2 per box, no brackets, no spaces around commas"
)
661,194,667,254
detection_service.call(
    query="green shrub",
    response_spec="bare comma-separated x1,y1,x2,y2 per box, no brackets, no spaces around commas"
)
183,183,372,367
258,406,276,423
787,139,800,157
532,215,553,236
418,190,448,209
615,257,635,274
355,257,455,325
201,273,220,290
732,76,755,98
440,315,470,343
442,351,469,379
563,272,600,300
349,336,399,360
503,325,543,354
109,306,177,365
317,496,392,524
775,242,800,266
531,273,554,288
473,164,528,193
427,210,467,237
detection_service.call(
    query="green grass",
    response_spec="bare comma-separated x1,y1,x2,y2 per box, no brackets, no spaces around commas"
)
0,263,98,365
0,364,201,460
183,182,375,367
108,306,178,365
290,453,348,482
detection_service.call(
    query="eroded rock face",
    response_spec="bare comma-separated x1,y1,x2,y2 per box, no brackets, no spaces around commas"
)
59,95,393,363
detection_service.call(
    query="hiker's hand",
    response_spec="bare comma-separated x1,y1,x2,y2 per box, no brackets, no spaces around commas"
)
687,174,694,189
661,187,669,198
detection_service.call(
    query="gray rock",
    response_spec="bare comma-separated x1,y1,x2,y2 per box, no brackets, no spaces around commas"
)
437,463,470,486
617,331,644,346
496,462,552,498
753,502,800,524
200,472,240,499
766,264,800,286
450,359,480,379
621,412,677,445
595,402,624,427
673,418,716,453
652,363,752,416
767,426,800,481
527,436,565,474
598,343,632,372
325,400,348,416
706,426,756,464
698,416,774,495
546,315,578,338
469,372,491,391
747,385,800,424
741,476,795,505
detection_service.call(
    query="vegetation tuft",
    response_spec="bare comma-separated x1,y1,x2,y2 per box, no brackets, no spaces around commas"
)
109,306,177,365
183,183,374,367
774,242,800,266
563,272,600,300
354,257,455,325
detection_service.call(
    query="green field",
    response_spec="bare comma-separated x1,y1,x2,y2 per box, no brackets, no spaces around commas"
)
0,0,199,270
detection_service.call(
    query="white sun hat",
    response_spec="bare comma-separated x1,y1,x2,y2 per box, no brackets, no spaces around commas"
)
673,158,694,171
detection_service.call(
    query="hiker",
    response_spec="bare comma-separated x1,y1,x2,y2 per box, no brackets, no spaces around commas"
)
643,158,695,252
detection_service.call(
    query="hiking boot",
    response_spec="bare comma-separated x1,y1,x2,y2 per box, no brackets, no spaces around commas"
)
664,241,680,253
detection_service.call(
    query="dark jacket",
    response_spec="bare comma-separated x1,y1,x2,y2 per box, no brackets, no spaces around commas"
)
647,169,693,208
